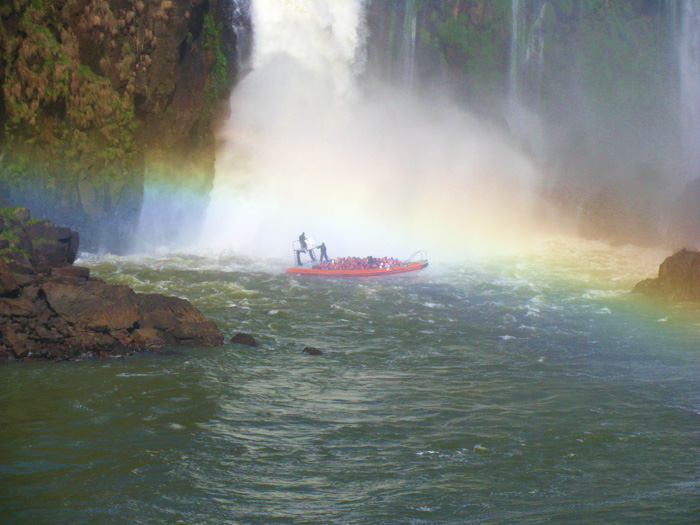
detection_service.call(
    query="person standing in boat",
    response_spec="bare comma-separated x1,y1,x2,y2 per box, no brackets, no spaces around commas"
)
319,242,329,262
295,232,308,266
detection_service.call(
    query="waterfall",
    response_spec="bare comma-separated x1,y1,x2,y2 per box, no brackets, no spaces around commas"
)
201,0,370,255
509,0,548,107
679,1,700,179
201,0,542,258
401,0,419,86
131,1,254,254
508,0,523,100
523,2,547,105
231,0,253,71
507,0,548,164
668,0,678,39
247,0,365,100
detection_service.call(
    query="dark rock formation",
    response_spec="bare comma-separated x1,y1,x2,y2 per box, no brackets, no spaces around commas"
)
632,248,700,301
0,0,251,252
231,332,257,347
302,346,323,356
0,207,223,361
0,206,79,273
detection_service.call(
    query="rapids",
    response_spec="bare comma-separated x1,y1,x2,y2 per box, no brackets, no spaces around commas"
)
2,238,699,522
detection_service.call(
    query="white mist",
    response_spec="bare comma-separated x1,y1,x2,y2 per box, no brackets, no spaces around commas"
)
201,0,544,262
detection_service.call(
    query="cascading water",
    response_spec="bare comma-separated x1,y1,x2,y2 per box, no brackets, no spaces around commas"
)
401,0,419,86
679,0,700,180
509,0,547,107
668,0,678,39
201,0,543,260
200,0,369,256
508,0,523,101
507,0,548,164
365,0,420,88
231,0,253,71
523,2,547,105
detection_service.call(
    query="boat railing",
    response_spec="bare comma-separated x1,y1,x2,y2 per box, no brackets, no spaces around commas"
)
292,240,318,267
403,250,428,265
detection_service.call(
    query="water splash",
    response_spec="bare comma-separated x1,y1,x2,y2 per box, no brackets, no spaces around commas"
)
201,0,547,262
248,0,365,101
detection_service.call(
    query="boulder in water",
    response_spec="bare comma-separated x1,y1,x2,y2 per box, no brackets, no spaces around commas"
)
632,248,700,301
231,333,258,347
302,347,323,355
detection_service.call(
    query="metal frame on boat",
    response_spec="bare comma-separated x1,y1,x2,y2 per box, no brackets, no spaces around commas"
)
286,243,428,277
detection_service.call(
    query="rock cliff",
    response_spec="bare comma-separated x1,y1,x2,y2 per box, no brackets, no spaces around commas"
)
632,249,700,302
0,0,249,252
365,0,680,249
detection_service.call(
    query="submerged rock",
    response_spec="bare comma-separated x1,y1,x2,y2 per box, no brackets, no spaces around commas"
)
632,248,700,301
155,349,186,357
231,333,258,347
0,208,223,362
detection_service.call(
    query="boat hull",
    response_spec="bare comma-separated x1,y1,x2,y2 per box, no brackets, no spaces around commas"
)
286,261,428,277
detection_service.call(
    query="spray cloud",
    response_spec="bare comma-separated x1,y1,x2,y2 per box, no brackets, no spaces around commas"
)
201,0,546,261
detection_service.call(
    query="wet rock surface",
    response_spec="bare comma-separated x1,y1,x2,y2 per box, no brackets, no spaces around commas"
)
632,248,700,302
0,207,223,362
231,332,258,347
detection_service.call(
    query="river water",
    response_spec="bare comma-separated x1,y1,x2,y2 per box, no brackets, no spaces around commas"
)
2,237,699,523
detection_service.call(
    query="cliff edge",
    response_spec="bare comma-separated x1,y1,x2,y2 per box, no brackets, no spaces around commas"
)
0,0,249,251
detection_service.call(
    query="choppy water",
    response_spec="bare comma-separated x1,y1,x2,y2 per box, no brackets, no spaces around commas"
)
2,238,699,523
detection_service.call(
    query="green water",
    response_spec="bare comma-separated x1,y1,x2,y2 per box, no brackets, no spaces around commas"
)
1,239,699,523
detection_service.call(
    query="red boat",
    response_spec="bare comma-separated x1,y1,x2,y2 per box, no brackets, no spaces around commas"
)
286,243,428,277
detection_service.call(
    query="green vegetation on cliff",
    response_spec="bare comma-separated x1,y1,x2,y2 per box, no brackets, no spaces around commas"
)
369,0,673,127
431,1,510,93
566,2,668,117
203,9,227,97
0,0,239,251
3,0,140,181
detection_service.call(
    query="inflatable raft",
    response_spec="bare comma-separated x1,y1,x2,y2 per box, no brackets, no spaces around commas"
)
286,247,428,277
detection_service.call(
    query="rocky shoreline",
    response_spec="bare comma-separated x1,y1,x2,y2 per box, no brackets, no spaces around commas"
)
0,207,223,362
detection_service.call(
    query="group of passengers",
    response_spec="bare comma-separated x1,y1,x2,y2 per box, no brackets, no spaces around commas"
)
315,256,403,271
298,233,403,270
